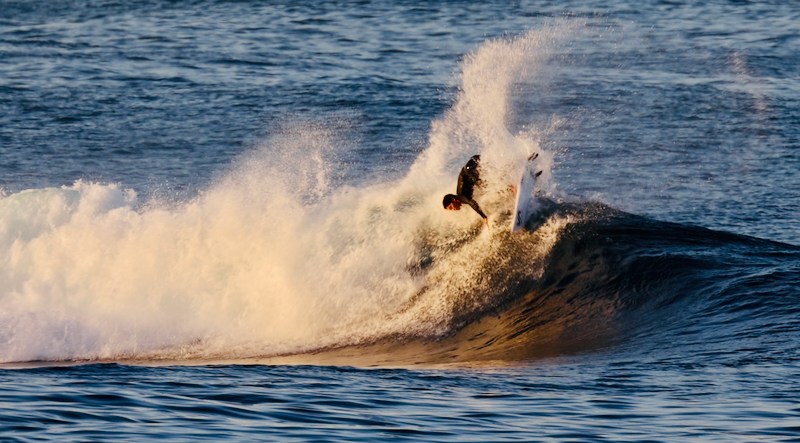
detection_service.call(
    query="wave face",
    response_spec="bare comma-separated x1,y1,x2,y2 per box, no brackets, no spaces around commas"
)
1,25,798,366
402,205,800,365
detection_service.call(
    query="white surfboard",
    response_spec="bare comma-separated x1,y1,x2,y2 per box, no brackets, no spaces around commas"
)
511,153,541,233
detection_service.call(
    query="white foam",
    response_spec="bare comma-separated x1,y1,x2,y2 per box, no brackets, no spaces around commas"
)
0,27,574,363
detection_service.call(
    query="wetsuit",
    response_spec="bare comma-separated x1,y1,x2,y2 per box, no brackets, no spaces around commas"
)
456,155,487,220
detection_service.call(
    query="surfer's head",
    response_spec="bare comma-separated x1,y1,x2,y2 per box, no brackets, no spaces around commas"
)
443,194,461,210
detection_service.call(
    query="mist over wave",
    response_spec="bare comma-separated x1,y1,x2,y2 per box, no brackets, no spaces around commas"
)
0,28,570,364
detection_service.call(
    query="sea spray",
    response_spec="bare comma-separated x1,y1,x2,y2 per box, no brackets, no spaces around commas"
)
0,28,572,363
406,25,572,198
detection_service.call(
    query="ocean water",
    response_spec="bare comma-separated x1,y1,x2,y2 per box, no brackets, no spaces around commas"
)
1,0,799,441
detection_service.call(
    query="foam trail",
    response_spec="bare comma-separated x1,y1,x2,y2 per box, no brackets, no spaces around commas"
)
0,27,572,363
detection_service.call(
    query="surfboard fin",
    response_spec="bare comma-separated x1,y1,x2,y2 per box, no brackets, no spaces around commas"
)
534,170,543,178
527,152,539,162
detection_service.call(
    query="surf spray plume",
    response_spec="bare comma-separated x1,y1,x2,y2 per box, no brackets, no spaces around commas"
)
0,26,575,364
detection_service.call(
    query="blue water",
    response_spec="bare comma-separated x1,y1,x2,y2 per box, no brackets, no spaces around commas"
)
2,1,800,441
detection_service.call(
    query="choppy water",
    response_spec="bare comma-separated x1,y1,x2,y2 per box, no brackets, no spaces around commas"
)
2,0,799,441
3,362,798,442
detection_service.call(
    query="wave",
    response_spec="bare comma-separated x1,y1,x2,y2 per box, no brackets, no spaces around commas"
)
235,203,800,367
3,180,796,367
2,25,798,367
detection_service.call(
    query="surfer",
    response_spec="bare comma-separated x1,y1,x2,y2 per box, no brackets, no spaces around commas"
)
443,155,490,228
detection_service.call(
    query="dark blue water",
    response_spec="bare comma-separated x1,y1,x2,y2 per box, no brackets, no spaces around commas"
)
2,0,800,441
3,362,798,442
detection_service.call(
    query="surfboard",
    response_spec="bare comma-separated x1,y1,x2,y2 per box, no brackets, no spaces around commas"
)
511,153,541,233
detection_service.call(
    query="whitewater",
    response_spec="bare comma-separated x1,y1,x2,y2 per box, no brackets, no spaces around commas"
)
0,28,566,364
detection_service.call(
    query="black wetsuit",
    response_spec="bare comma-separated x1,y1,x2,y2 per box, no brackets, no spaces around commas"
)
456,155,487,220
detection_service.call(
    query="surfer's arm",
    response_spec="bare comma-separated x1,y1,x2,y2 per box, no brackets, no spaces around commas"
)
462,197,488,223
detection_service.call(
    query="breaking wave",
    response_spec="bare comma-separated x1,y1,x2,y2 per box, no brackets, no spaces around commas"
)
2,25,798,367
